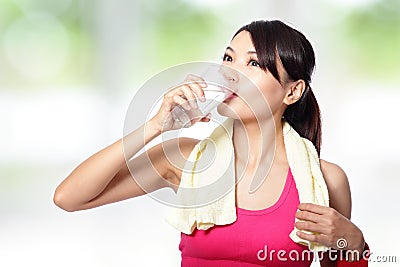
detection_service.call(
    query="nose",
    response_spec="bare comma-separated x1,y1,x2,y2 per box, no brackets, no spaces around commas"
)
220,65,240,84
217,66,241,95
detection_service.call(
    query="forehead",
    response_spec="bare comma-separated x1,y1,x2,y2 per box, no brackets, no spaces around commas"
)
229,30,256,52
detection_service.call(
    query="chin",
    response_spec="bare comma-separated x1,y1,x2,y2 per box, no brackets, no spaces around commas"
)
217,103,241,119
218,103,276,124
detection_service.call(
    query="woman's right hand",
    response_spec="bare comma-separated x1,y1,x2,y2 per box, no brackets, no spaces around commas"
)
150,74,211,132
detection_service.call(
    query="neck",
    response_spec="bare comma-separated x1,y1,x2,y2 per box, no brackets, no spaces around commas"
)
232,116,286,167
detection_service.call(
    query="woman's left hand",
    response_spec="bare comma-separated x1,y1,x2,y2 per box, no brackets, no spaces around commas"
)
295,203,365,253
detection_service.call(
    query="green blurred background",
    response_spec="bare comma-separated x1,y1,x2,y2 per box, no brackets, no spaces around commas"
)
1,0,399,266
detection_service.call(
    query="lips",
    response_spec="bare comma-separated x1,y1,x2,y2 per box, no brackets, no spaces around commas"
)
224,92,238,101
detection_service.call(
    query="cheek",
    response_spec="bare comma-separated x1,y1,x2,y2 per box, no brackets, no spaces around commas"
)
255,76,285,112
217,89,272,120
217,71,285,119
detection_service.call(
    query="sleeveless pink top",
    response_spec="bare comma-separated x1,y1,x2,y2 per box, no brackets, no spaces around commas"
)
179,167,313,266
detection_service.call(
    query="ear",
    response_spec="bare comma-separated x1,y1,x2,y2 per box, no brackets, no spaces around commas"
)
283,80,306,105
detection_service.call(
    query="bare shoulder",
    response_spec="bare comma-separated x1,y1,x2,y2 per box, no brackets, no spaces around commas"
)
320,159,352,218
320,159,349,190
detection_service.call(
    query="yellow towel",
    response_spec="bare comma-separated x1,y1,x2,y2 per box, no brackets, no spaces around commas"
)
165,117,330,252
283,120,330,252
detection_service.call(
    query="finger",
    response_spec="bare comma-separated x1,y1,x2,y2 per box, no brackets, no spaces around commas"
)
296,210,325,224
296,231,331,247
180,85,198,109
298,203,329,215
295,220,331,236
185,74,208,102
189,82,207,102
184,79,206,102
296,231,335,248
185,74,207,88
173,94,191,111
164,84,184,98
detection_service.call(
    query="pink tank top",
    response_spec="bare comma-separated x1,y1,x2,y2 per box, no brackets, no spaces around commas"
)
179,167,313,266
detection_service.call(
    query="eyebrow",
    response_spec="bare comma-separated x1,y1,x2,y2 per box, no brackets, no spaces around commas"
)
226,46,257,54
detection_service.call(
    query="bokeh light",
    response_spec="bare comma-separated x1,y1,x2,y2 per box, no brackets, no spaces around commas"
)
1,0,399,266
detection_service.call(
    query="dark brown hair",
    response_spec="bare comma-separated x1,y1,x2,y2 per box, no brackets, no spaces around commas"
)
234,20,322,155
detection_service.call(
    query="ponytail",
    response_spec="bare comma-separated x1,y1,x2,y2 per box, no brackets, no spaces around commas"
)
283,86,322,156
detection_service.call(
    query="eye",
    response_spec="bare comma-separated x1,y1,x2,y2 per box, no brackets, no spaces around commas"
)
222,53,233,62
249,59,260,67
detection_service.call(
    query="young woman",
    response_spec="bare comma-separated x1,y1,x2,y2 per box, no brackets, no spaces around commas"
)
54,20,369,266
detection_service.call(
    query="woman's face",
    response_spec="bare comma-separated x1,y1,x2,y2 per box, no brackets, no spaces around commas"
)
217,30,289,123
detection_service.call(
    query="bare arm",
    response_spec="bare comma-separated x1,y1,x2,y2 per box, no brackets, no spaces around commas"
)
319,160,352,267
54,74,208,212
320,159,352,219
53,120,166,212
295,159,365,266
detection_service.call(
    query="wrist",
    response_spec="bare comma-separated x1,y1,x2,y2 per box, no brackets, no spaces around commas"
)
354,239,366,256
347,228,365,260
340,240,368,262
146,118,163,135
